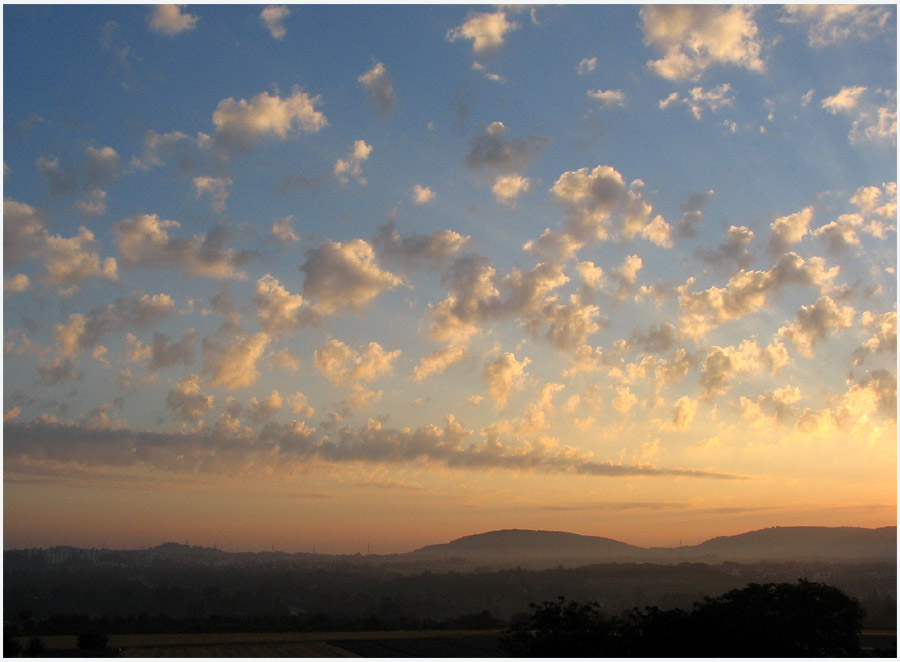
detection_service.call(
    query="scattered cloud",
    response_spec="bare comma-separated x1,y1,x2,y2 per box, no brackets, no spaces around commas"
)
781,4,892,47
465,122,546,174
148,5,198,37
587,89,625,108
334,140,372,185
660,84,735,119
212,89,327,153
167,374,214,421
447,10,518,53
483,352,530,409
822,86,897,145
576,57,598,75
492,174,532,208
358,62,396,117
260,5,290,40
314,339,401,387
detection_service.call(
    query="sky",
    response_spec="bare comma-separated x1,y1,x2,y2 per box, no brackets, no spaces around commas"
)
3,4,897,554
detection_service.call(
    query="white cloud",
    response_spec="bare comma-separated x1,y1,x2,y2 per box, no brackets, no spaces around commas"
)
587,89,625,108
4,274,31,297
483,352,530,409
3,199,46,268
314,339,401,387
358,62,396,116
447,10,518,53
212,89,327,152
372,223,468,270
412,184,435,205
782,4,893,47
699,339,785,398
148,5,198,36
260,5,290,40
492,174,531,207
660,84,735,120
641,5,764,80
334,140,373,185
672,395,698,430
822,86,897,145
300,239,402,314
247,390,284,420
252,274,316,335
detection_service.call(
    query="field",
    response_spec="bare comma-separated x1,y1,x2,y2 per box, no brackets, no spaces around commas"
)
14,629,506,657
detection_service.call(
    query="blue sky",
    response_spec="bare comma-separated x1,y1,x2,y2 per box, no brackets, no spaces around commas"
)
3,4,896,553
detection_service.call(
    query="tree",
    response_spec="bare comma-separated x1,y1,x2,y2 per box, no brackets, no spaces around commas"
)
76,630,109,651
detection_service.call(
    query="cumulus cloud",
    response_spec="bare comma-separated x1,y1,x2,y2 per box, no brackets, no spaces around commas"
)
659,84,735,119
36,155,75,195
334,139,373,185
358,62,396,117
202,331,270,389
260,5,290,40
193,176,232,212
587,89,625,108
412,184,435,205
300,239,402,314
4,274,31,297
54,291,176,358
314,339,401,387
83,146,121,188
113,213,251,279
148,5,198,36
483,352,530,409
465,122,546,174
212,89,327,152
640,5,764,80
770,206,814,252
373,222,468,271
698,225,754,272
699,339,788,397
247,390,284,420
852,311,897,367
492,174,532,207
166,374,214,421
41,226,118,295
671,395,698,430
777,296,855,357
781,4,892,47
447,10,518,53
270,347,301,372
678,252,839,338
252,274,317,335
412,344,468,382
822,86,897,145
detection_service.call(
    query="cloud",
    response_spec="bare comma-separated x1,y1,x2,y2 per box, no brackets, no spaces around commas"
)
4,417,743,480
852,311,897,367
260,5,290,40
334,140,373,185
36,155,75,195
631,322,680,354
678,252,839,338
358,62,396,117
83,146,121,188
41,226,118,295
193,176,232,212
314,339,401,387
166,374,214,421
640,5,764,80
671,395,698,430
770,206,814,252
372,222,468,271
271,215,299,244
465,122,546,174
36,356,82,385
699,339,788,398
781,4,893,47
247,390,284,421
587,89,625,108
75,189,107,218
483,352,530,409
641,215,673,248
412,344,468,381
202,331,270,389
698,225,754,272
412,184,435,205
659,84,735,119
3,199,46,268
300,239,402,314
212,89,327,152
54,291,176,358
252,274,317,336
576,57,598,75
4,274,31,297
492,174,532,207
777,296,855,357
822,86,897,145
113,213,251,279
270,347,301,372
148,5,198,36
447,10,518,53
